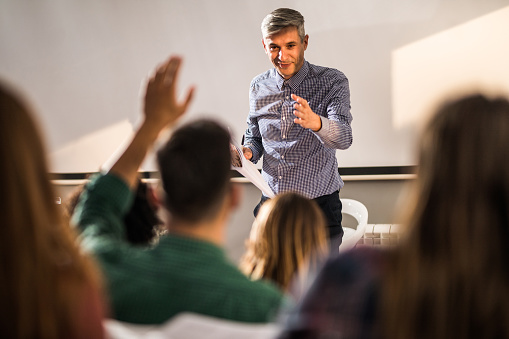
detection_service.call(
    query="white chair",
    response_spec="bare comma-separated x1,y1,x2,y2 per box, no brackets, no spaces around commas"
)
339,198,368,253
105,313,281,339
104,319,157,338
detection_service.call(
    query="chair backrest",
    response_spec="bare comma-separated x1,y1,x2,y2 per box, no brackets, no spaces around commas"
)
339,198,369,253
104,319,156,338
104,313,281,339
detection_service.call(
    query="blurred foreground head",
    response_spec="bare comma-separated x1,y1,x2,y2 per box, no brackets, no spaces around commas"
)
409,93,509,249
384,92,509,339
0,82,103,337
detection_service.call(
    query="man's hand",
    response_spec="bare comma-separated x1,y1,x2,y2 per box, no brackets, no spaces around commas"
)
230,144,242,167
144,56,195,129
242,146,253,161
291,93,322,132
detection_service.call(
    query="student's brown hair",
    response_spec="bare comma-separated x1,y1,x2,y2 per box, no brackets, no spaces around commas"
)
381,93,509,339
0,83,105,338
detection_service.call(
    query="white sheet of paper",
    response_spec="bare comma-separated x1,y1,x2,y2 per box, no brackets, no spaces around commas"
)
230,139,274,198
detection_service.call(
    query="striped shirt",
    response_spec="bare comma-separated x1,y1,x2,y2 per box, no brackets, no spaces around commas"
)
244,61,353,199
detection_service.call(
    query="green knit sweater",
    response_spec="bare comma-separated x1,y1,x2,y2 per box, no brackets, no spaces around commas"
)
74,173,283,324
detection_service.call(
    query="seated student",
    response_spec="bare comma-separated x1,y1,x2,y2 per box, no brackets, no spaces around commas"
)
122,179,165,244
73,56,284,325
66,178,164,246
0,82,106,338
240,192,329,298
279,93,509,339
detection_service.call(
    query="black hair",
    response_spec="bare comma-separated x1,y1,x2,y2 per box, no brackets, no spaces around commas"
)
123,181,162,245
157,119,231,223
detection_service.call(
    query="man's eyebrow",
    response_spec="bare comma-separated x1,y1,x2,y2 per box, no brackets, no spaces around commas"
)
269,41,298,47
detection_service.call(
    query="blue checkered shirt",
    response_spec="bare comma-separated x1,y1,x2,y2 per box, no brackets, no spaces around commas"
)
244,61,353,199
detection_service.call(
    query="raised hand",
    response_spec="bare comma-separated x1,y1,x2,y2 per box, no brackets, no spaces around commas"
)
109,56,195,188
242,146,253,160
144,56,195,129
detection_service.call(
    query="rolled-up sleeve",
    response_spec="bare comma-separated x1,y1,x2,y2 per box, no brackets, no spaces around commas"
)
314,76,353,150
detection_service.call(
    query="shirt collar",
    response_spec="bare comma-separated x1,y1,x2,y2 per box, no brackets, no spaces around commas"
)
275,60,309,91
159,234,226,259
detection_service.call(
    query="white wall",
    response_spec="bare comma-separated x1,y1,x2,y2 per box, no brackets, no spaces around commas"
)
2,0,508,173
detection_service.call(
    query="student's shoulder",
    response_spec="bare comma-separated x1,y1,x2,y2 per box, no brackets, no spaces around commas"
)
225,262,282,296
248,276,283,299
238,278,286,321
215,261,283,304
325,247,386,283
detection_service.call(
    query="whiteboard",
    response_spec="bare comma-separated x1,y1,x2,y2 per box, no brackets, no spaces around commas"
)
1,0,508,173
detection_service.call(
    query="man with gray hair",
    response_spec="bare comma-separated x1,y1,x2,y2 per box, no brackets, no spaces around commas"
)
242,8,353,251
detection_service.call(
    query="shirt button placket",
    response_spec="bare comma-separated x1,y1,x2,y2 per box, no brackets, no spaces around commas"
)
282,84,291,140
279,82,291,187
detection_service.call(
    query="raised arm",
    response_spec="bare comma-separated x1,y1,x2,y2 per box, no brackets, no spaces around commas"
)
73,56,194,249
110,56,194,188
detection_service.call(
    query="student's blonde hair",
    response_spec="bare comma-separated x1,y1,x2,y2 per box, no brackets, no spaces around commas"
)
0,83,103,338
240,192,328,291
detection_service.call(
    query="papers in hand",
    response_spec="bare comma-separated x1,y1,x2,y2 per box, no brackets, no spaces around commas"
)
230,142,275,198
